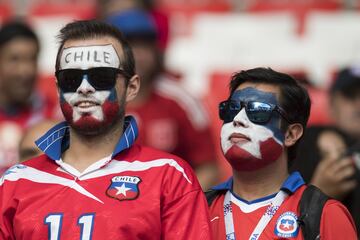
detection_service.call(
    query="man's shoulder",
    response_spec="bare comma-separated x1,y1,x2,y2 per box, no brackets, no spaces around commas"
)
206,189,227,207
118,145,201,193
3,154,50,174
322,198,353,216
17,154,55,173
320,198,358,238
0,155,53,187
127,144,192,167
21,153,49,165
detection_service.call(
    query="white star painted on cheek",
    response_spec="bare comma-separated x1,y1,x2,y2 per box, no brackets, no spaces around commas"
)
115,183,132,196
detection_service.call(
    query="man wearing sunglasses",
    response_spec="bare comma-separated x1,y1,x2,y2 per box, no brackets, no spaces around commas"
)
207,68,357,239
0,20,211,239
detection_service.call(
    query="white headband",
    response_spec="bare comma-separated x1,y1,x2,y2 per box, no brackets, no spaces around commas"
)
59,44,120,70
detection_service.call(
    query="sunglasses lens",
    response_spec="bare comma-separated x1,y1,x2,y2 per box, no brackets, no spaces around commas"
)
88,68,117,90
219,100,241,123
56,69,83,93
56,68,119,92
219,101,275,124
246,102,272,123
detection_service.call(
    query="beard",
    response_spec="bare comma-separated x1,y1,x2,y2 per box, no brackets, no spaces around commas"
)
60,99,124,136
223,137,283,171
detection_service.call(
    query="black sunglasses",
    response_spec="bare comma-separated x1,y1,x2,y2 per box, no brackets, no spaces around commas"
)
55,67,128,93
219,100,291,124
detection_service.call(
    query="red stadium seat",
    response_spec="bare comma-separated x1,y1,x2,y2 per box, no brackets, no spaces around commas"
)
155,0,232,36
247,0,342,34
156,0,232,12
28,2,96,19
285,71,331,125
247,0,341,12
0,3,12,24
306,86,331,126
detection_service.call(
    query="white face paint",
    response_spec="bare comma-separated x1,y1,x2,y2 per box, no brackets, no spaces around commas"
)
60,44,120,70
62,76,111,121
221,108,282,159
59,44,121,122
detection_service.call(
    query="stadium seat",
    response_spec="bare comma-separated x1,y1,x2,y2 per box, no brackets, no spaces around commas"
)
306,86,331,125
28,2,96,19
155,0,232,36
246,0,342,34
0,3,12,24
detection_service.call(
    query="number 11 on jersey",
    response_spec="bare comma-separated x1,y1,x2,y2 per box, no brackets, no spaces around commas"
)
44,213,95,240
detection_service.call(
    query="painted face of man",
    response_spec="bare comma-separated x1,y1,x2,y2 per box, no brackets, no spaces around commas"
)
57,41,125,135
220,85,286,171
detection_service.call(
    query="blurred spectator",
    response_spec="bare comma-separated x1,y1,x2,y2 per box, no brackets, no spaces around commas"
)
97,0,142,19
106,9,219,190
290,125,360,236
98,0,169,50
291,125,357,199
0,20,57,174
18,119,58,162
329,66,360,141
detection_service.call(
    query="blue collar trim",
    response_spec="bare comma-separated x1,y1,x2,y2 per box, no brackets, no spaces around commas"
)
35,116,138,161
211,171,305,194
232,191,277,205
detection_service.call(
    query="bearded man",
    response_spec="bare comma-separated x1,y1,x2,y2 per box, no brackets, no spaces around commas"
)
0,20,211,239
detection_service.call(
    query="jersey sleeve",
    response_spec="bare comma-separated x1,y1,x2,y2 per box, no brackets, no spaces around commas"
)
320,199,358,239
161,190,212,240
0,180,16,240
160,158,212,240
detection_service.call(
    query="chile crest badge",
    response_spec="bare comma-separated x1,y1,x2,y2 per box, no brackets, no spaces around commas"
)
274,211,299,238
106,176,141,201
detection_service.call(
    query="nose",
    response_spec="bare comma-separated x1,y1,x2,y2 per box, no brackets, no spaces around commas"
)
233,108,249,128
76,75,95,95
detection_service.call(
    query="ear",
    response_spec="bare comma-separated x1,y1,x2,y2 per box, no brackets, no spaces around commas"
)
284,123,303,147
125,74,140,102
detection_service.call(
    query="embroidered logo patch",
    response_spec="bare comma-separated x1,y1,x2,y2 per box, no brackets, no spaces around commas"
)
274,211,299,238
106,176,141,201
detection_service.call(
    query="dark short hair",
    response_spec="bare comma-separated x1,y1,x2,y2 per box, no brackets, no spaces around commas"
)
0,20,39,50
55,19,135,81
330,66,360,99
228,67,311,161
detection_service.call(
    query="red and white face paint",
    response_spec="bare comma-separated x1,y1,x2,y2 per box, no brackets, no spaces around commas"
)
221,107,284,171
59,44,123,134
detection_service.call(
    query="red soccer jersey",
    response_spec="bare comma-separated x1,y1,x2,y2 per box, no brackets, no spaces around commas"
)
0,118,212,239
209,173,357,239
127,75,215,168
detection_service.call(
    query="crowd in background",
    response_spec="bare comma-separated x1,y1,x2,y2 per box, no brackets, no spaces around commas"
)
0,0,360,236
